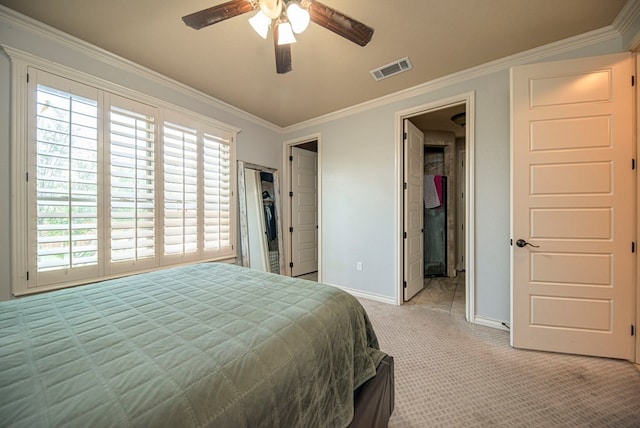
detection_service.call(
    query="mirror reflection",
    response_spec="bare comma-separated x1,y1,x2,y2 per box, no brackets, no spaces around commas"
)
238,161,284,274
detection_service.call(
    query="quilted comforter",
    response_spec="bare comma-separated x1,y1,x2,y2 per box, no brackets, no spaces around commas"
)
0,262,385,427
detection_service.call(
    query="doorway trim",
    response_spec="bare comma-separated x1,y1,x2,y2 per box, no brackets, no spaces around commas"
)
395,92,475,323
282,133,322,280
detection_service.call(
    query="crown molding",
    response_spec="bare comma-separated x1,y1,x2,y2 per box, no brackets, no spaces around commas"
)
613,0,640,37
0,5,626,136
614,0,640,51
1,44,243,136
0,5,281,134
284,25,619,133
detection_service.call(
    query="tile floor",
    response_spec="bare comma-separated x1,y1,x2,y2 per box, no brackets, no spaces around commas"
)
404,271,465,317
295,271,318,282
296,270,465,318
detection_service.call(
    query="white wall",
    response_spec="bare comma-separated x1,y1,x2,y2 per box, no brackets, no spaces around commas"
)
0,11,282,300
282,34,625,323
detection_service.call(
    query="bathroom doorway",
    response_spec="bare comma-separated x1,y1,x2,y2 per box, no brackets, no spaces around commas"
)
398,93,474,321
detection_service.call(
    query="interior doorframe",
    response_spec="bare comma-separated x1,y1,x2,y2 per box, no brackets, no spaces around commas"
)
282,133,322,280
395,92,475,323
635,52,640,364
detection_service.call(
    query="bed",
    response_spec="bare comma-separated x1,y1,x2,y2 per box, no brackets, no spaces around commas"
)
0,262,394,427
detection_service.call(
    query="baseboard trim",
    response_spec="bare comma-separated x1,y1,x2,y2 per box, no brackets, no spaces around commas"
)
328,283,397,305
474,316,510,332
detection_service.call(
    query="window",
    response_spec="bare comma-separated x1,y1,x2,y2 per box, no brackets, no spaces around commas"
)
18,68,236,294
202,132,232,251
108,95,157,272
163,121,199,257
35,84,99,272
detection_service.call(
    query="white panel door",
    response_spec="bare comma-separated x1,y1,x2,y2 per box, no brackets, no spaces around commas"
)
291,147,318,276
404,120,424,301
511,53,634,360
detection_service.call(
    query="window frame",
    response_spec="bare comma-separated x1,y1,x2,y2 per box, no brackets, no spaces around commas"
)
8,51,239,296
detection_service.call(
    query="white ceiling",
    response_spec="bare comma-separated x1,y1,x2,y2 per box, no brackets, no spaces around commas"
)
0,0,628,127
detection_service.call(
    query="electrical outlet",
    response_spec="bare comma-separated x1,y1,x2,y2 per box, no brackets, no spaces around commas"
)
356,261,363,271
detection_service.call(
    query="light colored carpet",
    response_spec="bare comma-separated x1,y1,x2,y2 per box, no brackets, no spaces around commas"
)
357,298,640,428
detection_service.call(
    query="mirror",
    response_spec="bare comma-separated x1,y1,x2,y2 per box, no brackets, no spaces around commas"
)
237,161,284,274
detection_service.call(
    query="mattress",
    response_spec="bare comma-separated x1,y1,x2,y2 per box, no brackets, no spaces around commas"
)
0,262,386,427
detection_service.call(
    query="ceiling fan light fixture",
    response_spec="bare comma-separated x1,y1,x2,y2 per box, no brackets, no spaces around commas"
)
286,2,310,34
249,10,271,39
259,0,283,20
277,21,297,45
182,0,374,74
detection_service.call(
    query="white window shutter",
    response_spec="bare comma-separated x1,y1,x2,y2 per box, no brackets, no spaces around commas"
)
108,95,156,269
18,68,237,294
203,132,232,252
163,121,199,257
34,82,99,280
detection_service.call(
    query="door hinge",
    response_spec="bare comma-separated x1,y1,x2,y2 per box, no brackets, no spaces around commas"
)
633,75,636,86
26,73,29,83
510,239,513,246
26,271,29,281
289,227,293,233
403,132,407,140
633,242,636,253
289,191,293,197
403,182,407,190
26,172,29,182
403,231,407,239
632,325,635,336
403,281,407,289
289,155,293,162
289,262,294,268
633,159,636,170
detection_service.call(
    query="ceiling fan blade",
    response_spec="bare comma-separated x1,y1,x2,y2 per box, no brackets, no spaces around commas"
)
273,24,293,74
182,0,255,30
308,1,374,47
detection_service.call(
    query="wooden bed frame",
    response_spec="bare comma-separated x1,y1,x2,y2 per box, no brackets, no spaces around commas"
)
351,355,395,427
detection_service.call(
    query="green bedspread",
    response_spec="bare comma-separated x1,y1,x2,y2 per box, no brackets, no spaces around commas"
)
0,262,385,427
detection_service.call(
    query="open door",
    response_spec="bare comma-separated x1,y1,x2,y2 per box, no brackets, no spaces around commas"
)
404,119,424,301
511,53,635,360
290,146,318,276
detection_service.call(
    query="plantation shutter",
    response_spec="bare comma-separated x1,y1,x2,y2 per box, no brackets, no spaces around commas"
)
18,67,237,294
31,72,100,286
163,121,199,258
108,95,157,272
203,131,232,252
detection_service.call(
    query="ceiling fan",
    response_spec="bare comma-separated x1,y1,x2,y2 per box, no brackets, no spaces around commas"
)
182,0,374,74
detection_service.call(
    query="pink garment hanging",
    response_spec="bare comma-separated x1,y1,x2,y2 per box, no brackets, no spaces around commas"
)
434,175,443,206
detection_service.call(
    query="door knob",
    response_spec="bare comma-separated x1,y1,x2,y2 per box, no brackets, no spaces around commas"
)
515,239,539,248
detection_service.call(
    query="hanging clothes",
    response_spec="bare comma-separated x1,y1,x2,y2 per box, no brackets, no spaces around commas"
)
424,175,440,208
434,175,443,206
264,203,277,242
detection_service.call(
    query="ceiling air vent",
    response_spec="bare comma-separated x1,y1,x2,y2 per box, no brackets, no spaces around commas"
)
370,57,412,81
